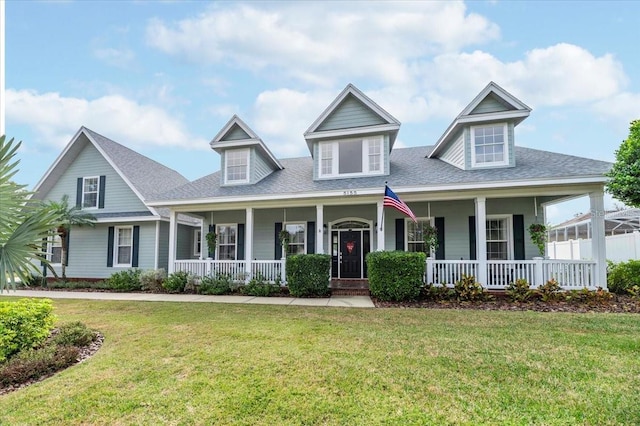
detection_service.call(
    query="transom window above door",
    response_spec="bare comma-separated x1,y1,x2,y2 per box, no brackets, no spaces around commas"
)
318,136,383,178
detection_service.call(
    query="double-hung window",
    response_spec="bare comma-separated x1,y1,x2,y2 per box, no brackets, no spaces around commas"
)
486,217,511,260
225,149,249,184
115,226,133,267
216,224,237,260
284,223,306,255
406,218,433,254
49,234,63,265
82,176,99,208
193,230,202,257
471,124,508,167
318,136,384,178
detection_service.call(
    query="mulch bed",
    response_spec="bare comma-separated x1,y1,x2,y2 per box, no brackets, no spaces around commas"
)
374,295,640,313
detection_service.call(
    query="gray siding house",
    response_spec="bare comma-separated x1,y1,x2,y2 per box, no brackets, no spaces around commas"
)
34,82,611,289
32,127,199,279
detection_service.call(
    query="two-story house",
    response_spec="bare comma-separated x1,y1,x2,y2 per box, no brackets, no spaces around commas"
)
144,82,611,289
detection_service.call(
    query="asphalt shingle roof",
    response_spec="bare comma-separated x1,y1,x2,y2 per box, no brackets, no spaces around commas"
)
151,145,611,202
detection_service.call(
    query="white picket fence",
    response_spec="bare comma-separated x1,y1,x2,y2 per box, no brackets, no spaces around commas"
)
548,231,640,262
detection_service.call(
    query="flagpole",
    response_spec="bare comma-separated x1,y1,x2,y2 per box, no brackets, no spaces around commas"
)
380,181,387,231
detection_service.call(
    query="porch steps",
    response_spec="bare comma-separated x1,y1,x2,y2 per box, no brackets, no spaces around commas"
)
330,280,370,296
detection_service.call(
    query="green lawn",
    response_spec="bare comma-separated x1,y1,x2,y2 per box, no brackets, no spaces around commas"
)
1,299,639,425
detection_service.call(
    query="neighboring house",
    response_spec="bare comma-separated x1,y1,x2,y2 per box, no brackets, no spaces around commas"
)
32,127,200,279
143,82,612,289
548,208,640,262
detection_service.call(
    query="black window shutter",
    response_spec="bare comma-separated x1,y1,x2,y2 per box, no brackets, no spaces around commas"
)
307,221,315,254
98,175,106,209
132,226,140,267
208,224,215,258
64,228,70,266
41,238,48,267
395,218,404,251
513,215,525,260
76,178,83,208
435,217,445,260
237,224,245,260
107,226,115,267
469,216,476,260
274,222,283,259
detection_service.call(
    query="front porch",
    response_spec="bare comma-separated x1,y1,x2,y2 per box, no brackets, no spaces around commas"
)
173,258,598,290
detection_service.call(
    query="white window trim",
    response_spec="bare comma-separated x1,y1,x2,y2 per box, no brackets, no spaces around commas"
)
216,223,237,260
193,229,202,257
114,226,133,267
405,217,434,254
48,234,63,266
82,176,100,209
224,148,250,184
470,123,509,168
284,222,307,255
486,214,514,260
318,135,385,178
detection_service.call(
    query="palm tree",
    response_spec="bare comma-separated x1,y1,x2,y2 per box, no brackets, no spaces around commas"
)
46,195,96,281
0,135,60,292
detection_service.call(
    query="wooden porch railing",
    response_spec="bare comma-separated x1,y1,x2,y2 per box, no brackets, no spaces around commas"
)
173,259,285,284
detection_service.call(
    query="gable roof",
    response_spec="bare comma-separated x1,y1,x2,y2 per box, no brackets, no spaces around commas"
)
149,145,610,205
304,84,401,153
210,115,283,170
33,127,190,216
429,81,532,158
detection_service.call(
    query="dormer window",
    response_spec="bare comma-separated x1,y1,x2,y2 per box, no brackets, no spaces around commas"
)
471,123,509,167
225,148,250,184
318,136,384,178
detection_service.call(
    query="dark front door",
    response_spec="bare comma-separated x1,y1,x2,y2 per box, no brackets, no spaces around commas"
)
340,230,361,278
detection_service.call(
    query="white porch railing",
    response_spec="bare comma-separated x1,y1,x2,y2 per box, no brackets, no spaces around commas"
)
426,258,597,290
174,259,285,284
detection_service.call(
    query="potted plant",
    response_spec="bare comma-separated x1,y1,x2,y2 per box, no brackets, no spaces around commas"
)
279,229,291,250
422,223,439,255
528,223,548,257
205,231,217,257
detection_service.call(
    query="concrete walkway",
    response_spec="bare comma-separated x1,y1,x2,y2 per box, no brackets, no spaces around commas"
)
1,290,375,308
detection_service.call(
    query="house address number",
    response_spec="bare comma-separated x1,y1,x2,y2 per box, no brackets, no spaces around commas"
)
343,190,357,196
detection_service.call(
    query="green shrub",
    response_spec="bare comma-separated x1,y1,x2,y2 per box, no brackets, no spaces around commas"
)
453,275,487,302
0,345,79,388
51,321,96,348
198,274,232,295
367,251,426,302
506,279,534,302
537,278,563,302
140,269,166,292
106,269,142,292
240,274,280,297
607,260,640,294
423,283,454,301
163,271,192,293
46,280,110,290
22,273,46,288
628,285,640,301
0,299,56,363
565,287,612,305
286,254,331,298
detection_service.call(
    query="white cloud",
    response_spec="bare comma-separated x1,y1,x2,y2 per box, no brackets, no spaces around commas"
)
145,1,499,86
5,89,209,150
591,92,640,130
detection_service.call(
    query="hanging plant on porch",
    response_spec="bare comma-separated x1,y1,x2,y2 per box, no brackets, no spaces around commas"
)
422,223,439,255
279,229,291,248
205,231,217,256
528,223,548,256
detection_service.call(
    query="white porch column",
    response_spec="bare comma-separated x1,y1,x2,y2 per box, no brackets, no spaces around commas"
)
168,210,177,273
200,218,208,260
245,207,254,279
475,197,488,286
589,191,607,288
316,204,324,254
377,200,385,251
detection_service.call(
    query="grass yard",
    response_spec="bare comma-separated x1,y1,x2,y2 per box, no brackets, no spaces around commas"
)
1,299,639,425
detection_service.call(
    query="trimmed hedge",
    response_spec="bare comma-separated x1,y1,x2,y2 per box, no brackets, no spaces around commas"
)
286,254,331,297
607,260,640,294
367,251,426,301
106,269,142,292
0,298,56,363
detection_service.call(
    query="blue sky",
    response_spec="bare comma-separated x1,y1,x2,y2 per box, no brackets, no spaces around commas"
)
3,1,640,223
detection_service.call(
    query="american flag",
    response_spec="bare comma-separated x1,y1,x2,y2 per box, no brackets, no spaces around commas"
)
383,185,417,222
